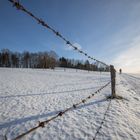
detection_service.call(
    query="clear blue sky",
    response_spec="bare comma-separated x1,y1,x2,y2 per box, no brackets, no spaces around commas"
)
0,0,140,73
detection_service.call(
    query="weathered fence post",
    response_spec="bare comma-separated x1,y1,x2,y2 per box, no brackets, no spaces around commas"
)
110,65,116,98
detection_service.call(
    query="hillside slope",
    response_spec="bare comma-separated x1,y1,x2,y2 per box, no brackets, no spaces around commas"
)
0,68,139,140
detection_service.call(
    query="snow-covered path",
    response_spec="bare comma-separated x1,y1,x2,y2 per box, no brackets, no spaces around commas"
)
121,73,140,95
113,74,140,140
0,68,140,140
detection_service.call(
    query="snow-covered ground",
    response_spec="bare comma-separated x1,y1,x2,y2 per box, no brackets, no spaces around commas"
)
0,68,140,140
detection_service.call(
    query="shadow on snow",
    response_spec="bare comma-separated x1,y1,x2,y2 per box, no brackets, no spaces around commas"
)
0,85,106,99
0,98,108,129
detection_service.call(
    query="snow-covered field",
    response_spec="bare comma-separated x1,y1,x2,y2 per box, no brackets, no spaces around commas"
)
0,68,140,140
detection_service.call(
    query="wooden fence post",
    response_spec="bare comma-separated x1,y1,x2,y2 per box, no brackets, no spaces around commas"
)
110,65,116,98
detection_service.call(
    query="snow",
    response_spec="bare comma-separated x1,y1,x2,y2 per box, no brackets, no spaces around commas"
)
0,68,140,140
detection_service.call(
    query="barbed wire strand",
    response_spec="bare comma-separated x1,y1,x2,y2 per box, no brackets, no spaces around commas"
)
11,81,111,140
93,97,112,140
7,1,114,140
9,0,109,68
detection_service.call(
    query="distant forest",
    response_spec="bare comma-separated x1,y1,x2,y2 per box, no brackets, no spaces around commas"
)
0,49,109,71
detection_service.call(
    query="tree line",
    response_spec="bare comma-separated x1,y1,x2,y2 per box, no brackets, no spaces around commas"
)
0,49,109,71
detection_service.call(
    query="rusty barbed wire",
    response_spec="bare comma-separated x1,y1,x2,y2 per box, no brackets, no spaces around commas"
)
11,81,111,140
9,0,109,68
93,98,112,140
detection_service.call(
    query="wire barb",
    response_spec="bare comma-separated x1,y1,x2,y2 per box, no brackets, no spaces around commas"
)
38,121,45,128
12,0,22,10
82,99,86,103
58,111,64,116
73,104,77,109
88,96,91,99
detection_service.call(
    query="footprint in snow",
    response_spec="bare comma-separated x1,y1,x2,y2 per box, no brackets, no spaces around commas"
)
133,97,139,101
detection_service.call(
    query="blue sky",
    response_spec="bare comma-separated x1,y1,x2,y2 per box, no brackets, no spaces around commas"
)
0,0,140,73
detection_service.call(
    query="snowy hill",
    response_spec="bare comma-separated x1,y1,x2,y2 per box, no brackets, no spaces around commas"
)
0,68,140,140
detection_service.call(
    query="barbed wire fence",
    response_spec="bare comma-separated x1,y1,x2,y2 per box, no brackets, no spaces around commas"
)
6,0,117,140
93,98,112,140
12,81,111,140
9,0,109,68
